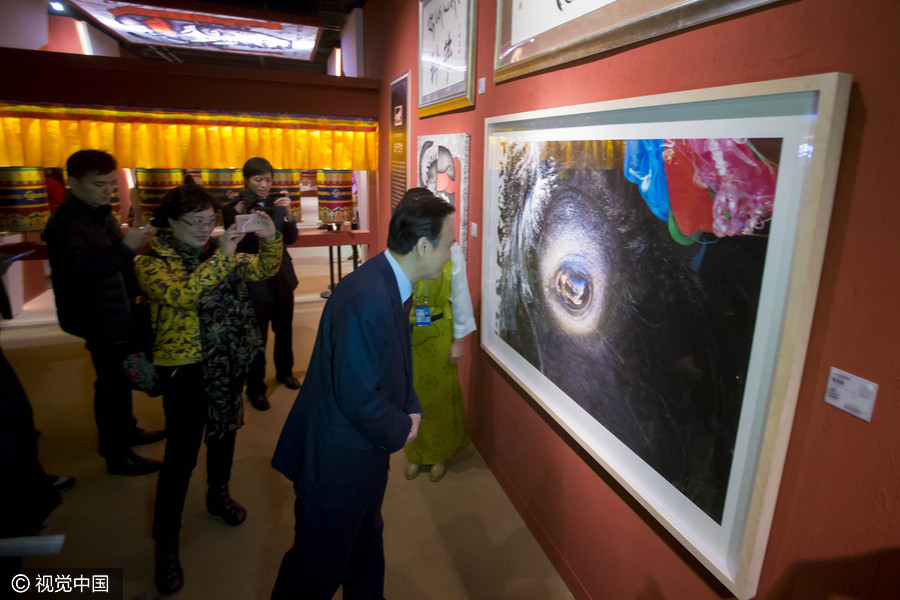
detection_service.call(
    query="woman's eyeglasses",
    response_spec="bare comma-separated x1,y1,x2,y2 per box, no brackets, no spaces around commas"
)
178,217,216,231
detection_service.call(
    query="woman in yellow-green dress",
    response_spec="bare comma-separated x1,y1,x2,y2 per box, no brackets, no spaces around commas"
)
404,241,476,482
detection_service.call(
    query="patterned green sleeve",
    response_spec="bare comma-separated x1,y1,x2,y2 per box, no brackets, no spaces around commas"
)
240,232,284,282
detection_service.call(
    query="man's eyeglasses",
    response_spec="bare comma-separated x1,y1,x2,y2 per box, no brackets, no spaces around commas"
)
178,217,216,231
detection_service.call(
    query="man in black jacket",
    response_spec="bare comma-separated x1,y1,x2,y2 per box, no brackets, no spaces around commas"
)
223,157,300,411
43,150,164,476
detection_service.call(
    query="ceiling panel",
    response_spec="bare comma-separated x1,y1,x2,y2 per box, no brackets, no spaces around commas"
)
61,0,366,74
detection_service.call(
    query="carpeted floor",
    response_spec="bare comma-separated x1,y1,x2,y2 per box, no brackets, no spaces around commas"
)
1,258,573,600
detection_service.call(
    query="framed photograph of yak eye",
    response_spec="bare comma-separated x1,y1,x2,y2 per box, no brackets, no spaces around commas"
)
480,73,851,600
418,0,477,118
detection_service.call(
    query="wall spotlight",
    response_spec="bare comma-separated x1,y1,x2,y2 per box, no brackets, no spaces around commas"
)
50,2,65,11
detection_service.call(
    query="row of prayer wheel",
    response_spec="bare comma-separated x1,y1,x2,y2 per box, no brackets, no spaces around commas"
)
0,167,355,232
0,167,59,232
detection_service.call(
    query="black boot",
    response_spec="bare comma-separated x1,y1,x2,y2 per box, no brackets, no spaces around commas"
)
206,484,246,526
154,538,183,595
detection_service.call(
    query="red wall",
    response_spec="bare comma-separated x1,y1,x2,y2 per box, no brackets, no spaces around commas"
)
368,0,900,598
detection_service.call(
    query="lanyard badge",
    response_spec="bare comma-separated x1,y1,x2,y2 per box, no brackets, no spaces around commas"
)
414,304,431,326
414,280,432,326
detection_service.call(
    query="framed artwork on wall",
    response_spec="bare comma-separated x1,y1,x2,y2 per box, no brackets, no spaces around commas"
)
390,71,411,211
417,133,471,258
418,0,477,118
480,73,851,599
494,0,780,82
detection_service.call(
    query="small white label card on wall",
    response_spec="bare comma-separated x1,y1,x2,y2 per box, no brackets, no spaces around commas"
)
825,367,878,422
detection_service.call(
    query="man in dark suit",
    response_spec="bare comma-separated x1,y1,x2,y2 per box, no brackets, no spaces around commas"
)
271,192,456,599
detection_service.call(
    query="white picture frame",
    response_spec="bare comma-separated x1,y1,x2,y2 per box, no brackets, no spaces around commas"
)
494,0,780,82
480,73,851,599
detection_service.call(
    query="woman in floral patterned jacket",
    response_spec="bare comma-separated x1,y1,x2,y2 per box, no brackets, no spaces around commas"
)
134,181,282,596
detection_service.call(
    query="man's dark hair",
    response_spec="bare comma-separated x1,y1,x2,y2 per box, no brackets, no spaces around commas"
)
150,183,219,227
242,157,274,181
401,187,432,203
387,190,455,255
66,150,117,179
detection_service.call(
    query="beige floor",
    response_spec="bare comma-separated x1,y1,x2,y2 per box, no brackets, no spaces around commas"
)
2,267,574,600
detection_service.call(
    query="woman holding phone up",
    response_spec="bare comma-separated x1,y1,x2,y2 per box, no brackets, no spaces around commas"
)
135,181,282,595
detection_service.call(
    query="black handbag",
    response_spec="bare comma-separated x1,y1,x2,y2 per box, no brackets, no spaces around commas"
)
123,294,161,396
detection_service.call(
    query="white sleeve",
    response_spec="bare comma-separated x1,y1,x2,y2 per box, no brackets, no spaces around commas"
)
449,242,477,339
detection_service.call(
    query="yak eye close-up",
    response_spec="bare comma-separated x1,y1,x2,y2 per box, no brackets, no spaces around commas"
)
555,261,592,313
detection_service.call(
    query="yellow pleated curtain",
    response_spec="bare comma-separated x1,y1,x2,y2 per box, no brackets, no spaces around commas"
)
0,102,378,172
